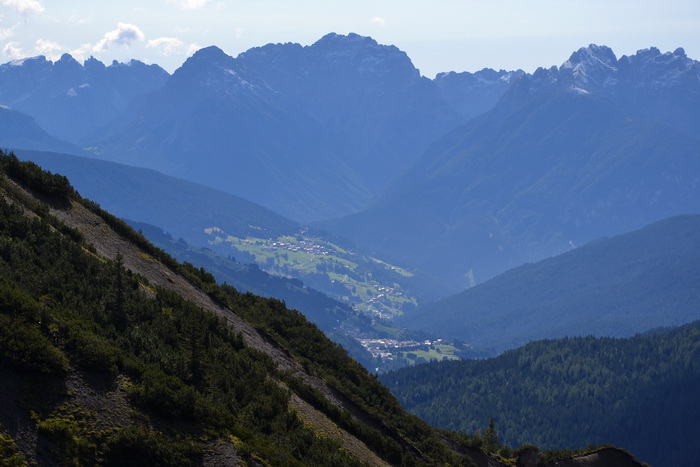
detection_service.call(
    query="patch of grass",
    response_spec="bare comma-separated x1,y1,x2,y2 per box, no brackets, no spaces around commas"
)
213,233,419,319
0,429,27,466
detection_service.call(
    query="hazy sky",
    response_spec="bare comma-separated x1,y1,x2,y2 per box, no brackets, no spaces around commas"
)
1,0,698,77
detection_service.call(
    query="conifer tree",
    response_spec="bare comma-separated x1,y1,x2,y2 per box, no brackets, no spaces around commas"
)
483,417,499,453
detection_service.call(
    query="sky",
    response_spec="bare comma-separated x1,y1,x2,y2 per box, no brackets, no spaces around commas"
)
1,0,699,77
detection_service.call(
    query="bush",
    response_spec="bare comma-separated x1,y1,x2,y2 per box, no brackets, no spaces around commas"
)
103,426,200,466
38,418,95,464
0,314,69,373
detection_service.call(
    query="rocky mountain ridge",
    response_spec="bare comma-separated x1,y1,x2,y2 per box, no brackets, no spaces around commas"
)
322,43,700,287
0,53,169,143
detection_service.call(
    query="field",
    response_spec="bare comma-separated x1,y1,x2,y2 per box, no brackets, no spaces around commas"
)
207,230,418,319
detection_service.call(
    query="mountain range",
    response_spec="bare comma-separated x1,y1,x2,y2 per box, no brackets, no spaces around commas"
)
1,36,698,346
0,54,168,144
0,33,518,222
0,32,698,465
79,33,469,222
321,44,700,286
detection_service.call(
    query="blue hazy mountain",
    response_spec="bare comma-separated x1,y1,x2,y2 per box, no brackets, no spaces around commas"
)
0,54,169,143
399,215,700,352
85,45,371,222
434,68,524,120
82,34,464,221
320,45,700,288
235,33,463,192
13,149,298,247
0,106,83,155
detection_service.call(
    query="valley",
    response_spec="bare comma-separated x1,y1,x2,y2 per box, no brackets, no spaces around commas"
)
0,29,698,466
201,227,479,370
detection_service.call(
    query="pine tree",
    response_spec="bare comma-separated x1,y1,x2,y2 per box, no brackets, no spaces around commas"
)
483,417,499,453
108,252,127,330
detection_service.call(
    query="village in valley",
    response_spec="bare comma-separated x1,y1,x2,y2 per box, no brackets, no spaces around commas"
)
205,227,418,320
203,226,477,367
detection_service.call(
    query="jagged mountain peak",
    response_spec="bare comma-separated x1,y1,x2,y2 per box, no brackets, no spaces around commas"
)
189,44,230,62
563,44,617,68
236,33,420,85
171,45,263,95
313,32,381,50
435,67,522,85
0,55,51,74
560,44,618,91
617,46,699,89
56,53,79,64
434,68,524,119
0,51,170,143
500,44,699,107
309,32,417,77
83,55,106,72
179,45,240,76
53,53,84,78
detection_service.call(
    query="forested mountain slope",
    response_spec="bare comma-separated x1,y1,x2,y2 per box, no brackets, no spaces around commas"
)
382,321,700,467
11,149,450,363
0,152,645,466
400,215,700,351
127,220,378,370
0,152,462,465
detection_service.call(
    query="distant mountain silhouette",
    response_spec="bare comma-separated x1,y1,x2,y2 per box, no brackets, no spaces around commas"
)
0,106,83,155
86,44,377,222
0,54,168,143
83,35,466,221
434,68,524,120
400,215,700,351
236,33,463,192
13,149,298,247
321,45,700,287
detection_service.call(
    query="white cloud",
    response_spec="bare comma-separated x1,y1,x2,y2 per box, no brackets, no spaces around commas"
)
0,24,16,40
0,0,44,15
2,40,23,59
147,37,184,55
94,23,145,53
234,27,243,38
69,43,93,63
370,16,386,27
187,42,202,56
67,13,89,25
34,38,63,59
167,0,209,10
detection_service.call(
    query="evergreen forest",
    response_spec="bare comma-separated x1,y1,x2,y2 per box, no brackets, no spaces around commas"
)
382,322,700,467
